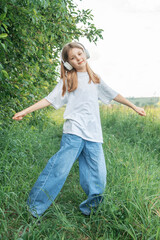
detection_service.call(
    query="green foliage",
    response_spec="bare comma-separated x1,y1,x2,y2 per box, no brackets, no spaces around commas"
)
127,97,160,107
101,105,160,159
0,0,103,126
0,106,160,239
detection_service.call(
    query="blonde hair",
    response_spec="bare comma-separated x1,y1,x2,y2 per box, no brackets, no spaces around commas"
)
60,42,100,96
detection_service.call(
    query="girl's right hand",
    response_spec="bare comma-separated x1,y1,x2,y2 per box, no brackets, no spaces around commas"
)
12,110,27,121
133,106,146,116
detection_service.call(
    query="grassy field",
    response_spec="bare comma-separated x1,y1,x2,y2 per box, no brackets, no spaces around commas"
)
0,105,160,240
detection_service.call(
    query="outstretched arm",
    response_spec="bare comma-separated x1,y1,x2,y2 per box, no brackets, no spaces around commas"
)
114,94,146,116
12,98,51,121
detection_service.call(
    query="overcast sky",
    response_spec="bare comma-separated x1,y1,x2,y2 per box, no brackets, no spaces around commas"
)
74,0,160,98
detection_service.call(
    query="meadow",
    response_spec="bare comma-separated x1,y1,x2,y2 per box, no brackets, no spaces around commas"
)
0,105,160,240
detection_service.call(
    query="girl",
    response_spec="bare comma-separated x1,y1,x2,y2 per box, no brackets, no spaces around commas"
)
13,42,146,217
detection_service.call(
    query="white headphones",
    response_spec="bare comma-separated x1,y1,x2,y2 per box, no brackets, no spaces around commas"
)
61,42,90,71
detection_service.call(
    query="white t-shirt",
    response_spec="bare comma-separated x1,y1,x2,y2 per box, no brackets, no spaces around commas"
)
45,72,118,143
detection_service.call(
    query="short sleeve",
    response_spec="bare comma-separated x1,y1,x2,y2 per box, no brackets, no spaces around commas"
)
45,79,68,110
98,77,118,104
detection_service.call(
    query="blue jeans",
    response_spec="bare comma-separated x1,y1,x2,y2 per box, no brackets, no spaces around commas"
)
27,134,106,216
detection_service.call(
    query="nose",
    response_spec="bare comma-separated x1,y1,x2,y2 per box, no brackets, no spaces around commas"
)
76,55,81,61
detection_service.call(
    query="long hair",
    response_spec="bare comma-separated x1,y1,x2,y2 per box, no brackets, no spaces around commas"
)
60,42,100,96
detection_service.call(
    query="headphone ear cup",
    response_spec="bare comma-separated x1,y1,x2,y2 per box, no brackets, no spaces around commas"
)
64,62,73,71
85,49,90,59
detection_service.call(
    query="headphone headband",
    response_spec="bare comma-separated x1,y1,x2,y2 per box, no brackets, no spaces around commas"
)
61,42,90,71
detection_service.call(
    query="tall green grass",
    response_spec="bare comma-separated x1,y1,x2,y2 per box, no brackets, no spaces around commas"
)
0,106,159,239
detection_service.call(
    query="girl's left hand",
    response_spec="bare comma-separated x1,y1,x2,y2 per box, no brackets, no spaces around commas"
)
134,106,146,116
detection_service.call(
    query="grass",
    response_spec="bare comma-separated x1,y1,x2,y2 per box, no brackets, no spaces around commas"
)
0,105,160,239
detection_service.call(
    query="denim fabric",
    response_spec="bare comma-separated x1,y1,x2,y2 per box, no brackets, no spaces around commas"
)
27,134,106,217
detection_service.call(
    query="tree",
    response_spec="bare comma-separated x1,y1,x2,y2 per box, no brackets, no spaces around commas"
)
0,0,103,125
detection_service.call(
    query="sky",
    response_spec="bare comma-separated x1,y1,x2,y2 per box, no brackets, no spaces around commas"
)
74,0,160,98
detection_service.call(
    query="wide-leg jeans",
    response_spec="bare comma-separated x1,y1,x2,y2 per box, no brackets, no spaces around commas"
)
27,134,107,216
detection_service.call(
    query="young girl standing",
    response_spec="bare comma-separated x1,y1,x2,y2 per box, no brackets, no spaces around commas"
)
13,42,146,217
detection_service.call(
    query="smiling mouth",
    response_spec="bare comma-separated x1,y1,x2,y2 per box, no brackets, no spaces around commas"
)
78,60,84,64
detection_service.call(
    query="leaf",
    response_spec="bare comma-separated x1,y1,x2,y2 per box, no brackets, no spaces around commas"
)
2,23,9,33
33,9,37,15
0,33,8,39
0,63,3,70
0,42,6,51
15,85,19,89
0,13,6,21
1,70,9,78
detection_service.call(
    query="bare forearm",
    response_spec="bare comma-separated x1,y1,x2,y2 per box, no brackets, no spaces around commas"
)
12,98,51,120
24,98,51,114
113,94,146,116
114,94,136,110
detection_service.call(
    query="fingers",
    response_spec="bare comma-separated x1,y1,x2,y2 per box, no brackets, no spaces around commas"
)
12,115,23,121
139,112,146,116
138,108,146,116
141,111,146,116
134,106,146,116
12,111,26,121
12,116,23,121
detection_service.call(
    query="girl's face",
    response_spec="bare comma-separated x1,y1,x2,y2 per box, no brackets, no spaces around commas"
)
68,47,87,72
